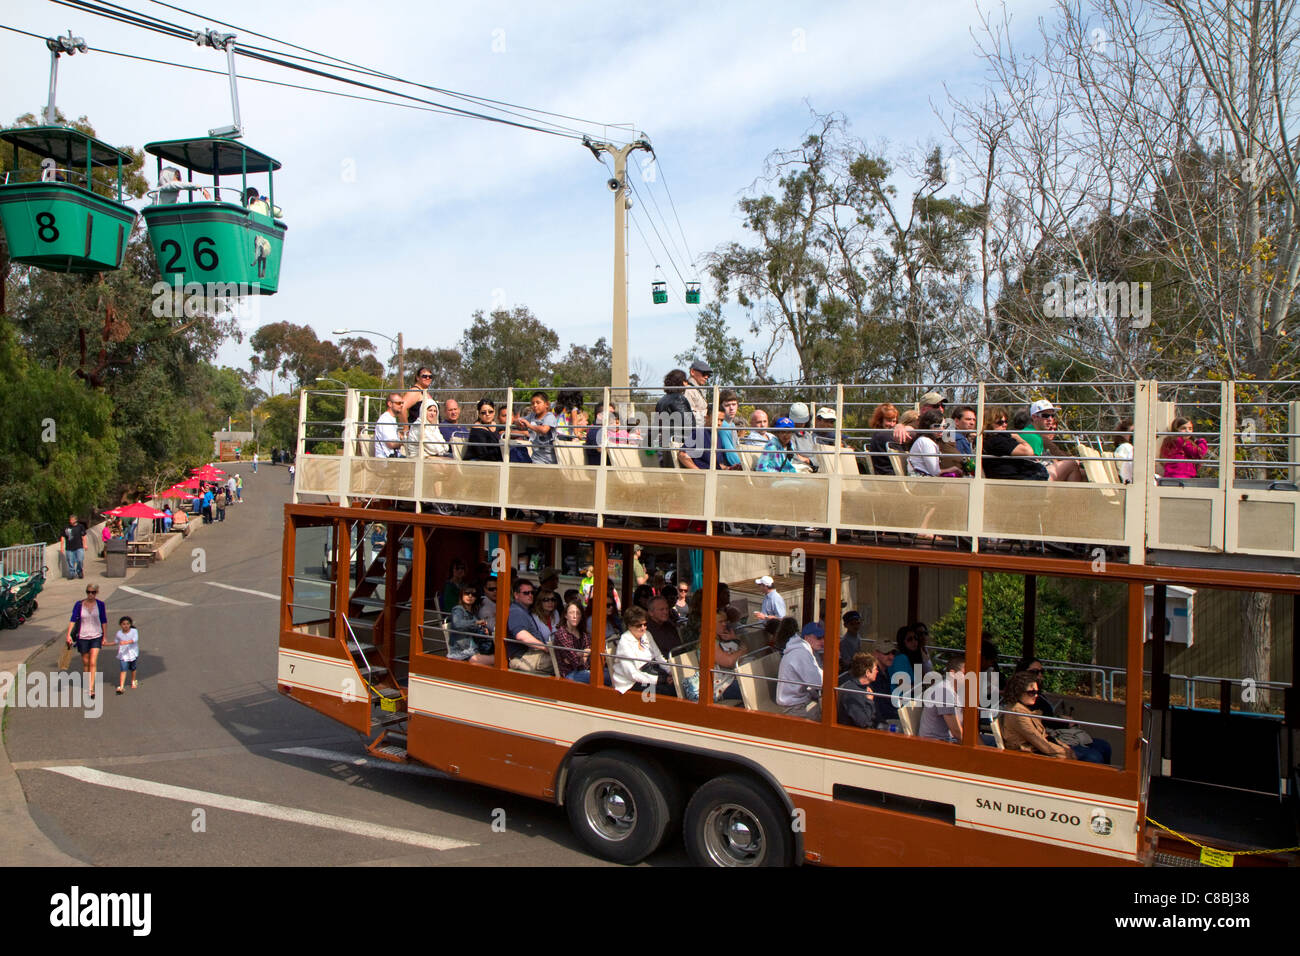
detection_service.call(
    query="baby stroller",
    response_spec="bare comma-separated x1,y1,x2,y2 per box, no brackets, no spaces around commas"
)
0,568,45,628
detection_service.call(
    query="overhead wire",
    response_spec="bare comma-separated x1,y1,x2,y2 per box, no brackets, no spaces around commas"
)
44,0,591,140
646,152,700,274
626,178,689,287
628,207,691,312
629,153,694,279
145,0,637,143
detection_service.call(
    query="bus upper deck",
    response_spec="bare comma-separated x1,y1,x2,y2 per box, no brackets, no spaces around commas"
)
290,378,1300,568
277,378,1299,866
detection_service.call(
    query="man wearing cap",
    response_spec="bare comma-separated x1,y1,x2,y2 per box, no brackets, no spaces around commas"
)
683,359,712,422
787,402,819,471
813,407,847,447
1020,400,1083,481
756,418,801,473
776,622,825,719
892,390,949,445
753,575,787,621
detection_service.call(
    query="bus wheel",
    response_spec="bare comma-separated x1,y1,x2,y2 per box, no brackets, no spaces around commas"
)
565,751,671,864
683,774,791,867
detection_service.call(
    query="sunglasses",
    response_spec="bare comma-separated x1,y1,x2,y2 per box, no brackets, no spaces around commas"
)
995,418,1008,425
541,597,557,602
518,589,534,596
418,374,432,380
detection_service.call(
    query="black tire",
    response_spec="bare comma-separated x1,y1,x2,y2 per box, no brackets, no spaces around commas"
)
683,773,793,867
565,750,672,864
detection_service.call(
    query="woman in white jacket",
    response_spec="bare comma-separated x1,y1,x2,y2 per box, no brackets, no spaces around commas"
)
610,607,675,696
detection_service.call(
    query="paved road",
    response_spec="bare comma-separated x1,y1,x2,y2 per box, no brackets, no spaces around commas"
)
10,464,685,866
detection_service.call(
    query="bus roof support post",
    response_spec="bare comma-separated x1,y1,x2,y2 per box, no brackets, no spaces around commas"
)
1125,582,1145,773
494,532,511,671
699,549,718,705
1022,575,1037,659
821,558,841,729
962,568,983,748
591,540,607,689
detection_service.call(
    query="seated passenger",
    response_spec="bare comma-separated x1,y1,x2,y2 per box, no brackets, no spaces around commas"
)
741,408,774,448
1000,671,1076,759
646,594,681,657
441,560,468,611
610,607,675,696
838,609,864,670
1020,400,1083,481
710,608,745,702
448,586,494,664
515,391,558,464
533,589,561,641
907,409,946,476
918,655,965,743
421,404,451,458
156,165,209,202
504,404,533,462
465,399,503,462
775,622,825,719
888,624,933,699
506,579,554,674
671,581,690,627
243,185,282,218
1113,418,1134,483
553,386,585,440
552,599,592,682
871,647,899,721
716,389,744,469
374,392,406,458
837,652,880,729
1011,658,1111,763
869,409,919,475
756,418,803,473
1159,417,1208,479
439,398,470,453
981,405,1049,480
652,370,695,467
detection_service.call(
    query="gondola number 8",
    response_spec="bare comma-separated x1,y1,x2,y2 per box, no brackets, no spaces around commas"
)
160,236,220,272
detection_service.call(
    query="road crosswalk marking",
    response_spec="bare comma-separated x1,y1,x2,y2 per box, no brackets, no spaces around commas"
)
205,581,280,600
46,766,476,851
117,585,191,607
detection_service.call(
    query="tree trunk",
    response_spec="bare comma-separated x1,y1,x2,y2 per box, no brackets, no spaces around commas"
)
1239,590,1272,712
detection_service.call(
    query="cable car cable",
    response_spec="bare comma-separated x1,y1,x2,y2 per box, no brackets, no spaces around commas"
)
628,154,693,277
628,208,690,311
645,153,699,274
626,179,688,287
146,0,635,142
235,47,585,140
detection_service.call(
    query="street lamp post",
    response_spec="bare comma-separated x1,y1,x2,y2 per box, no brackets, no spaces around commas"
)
331,328,404,388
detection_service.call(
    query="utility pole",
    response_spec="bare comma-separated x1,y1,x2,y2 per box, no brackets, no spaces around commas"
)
584,136,652,389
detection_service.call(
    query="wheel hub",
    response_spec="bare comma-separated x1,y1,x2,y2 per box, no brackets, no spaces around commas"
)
585,777,636,842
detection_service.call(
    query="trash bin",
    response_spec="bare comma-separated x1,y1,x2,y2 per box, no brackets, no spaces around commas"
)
104,538,127,578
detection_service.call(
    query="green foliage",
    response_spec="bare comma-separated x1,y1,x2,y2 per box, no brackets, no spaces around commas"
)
931,573,1092,694
674,303,752,384
0,318,118,545
258,393,300,453
551,337,611,388
457,306,559,387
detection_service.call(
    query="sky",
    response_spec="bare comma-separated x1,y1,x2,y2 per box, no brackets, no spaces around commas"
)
0,0,1056,390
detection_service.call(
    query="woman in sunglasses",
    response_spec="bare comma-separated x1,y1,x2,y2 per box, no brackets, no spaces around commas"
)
1000,671,1075,758
981,405,1048,480
401,367,436,424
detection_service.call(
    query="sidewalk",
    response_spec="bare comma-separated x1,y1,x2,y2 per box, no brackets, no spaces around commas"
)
0,503,217,865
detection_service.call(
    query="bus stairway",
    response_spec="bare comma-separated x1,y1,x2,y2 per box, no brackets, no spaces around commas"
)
365,688,409,763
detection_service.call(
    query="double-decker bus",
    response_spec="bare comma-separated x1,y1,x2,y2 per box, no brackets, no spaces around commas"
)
277,379,1298,866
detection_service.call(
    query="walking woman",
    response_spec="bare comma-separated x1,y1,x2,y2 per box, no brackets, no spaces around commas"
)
65,583,108,699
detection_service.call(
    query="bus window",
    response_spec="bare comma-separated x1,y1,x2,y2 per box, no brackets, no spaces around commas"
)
288,520,336,636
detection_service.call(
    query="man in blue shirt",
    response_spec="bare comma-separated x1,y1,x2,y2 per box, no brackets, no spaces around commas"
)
716,389,743,469
439,398,471,455
754,575,787,622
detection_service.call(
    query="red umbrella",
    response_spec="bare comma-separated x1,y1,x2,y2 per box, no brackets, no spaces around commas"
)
174,477,203,489
192,465,226,476
112,502,168,519
160,487,197,500
101,506,125,517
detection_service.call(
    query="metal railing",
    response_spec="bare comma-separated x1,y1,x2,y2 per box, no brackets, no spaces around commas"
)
0,542,47,577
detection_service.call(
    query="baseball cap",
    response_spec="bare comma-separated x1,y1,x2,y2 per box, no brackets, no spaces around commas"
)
1029,399,1058,417
788,402,811,423
755,575,774,587
816,407,837,421
773,417,796,430
801,622,825,639
920,391,948,406
689,359,713,375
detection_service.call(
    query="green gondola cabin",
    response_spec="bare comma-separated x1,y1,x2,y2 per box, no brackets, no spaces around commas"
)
652,278,668,304
685,281,701,304
0,125,137,274
140,137,286,295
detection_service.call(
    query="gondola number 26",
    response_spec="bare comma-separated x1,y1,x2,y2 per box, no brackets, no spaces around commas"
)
160,237,219,272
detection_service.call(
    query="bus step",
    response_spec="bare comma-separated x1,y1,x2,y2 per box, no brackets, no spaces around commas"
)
348,641,377,657
366,731,408,763
358,664,389,682
371,686,403,701
373,711,407,727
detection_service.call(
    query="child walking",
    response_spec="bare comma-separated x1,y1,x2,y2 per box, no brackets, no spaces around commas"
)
108,615,140,694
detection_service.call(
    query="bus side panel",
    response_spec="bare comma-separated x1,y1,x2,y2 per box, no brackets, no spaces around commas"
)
407,713,565,800
277,683,371,735
801,797,1137,867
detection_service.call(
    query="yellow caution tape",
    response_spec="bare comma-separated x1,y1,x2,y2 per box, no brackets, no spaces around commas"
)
1147,816,1300,863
